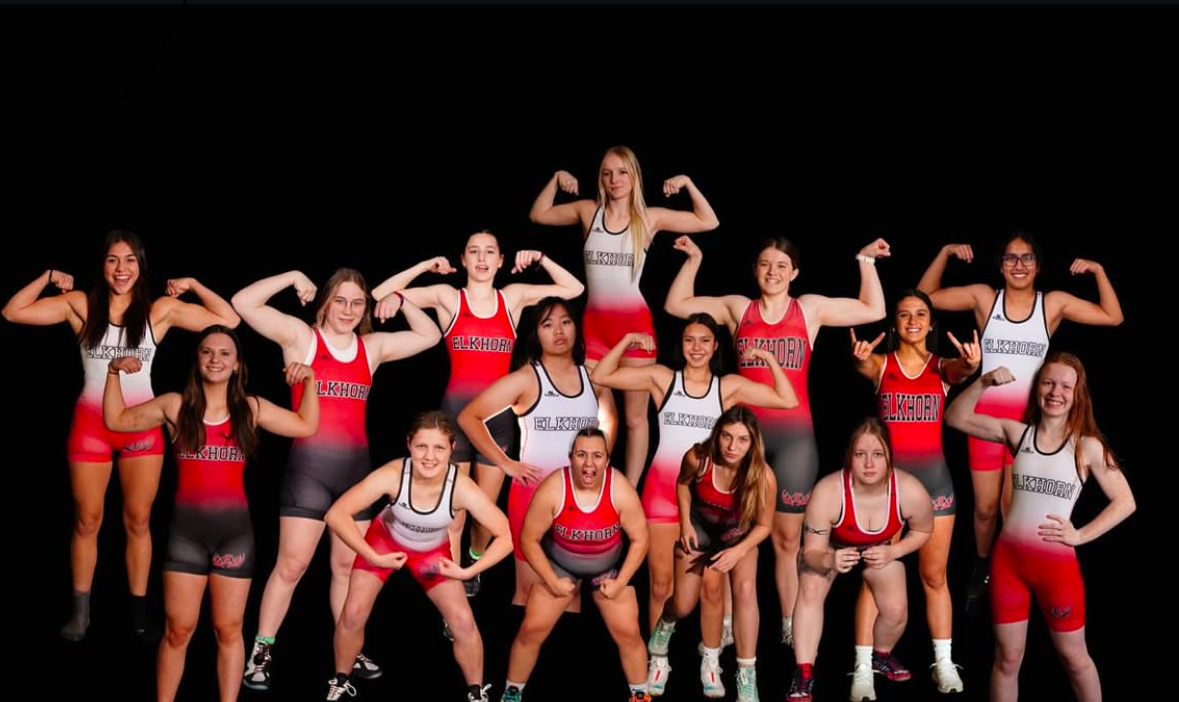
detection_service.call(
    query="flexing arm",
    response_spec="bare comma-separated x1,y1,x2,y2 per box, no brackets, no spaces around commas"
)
253,363,319,438
231,271,316,354
529,170,594,228
502,250,586,313
103,357,178,432
917,244,991,313
370,256,457,309
603,471,650,595
648,175,720,235
449,473,513,577
589,333,670,400
724,346,799,410
518,473,576,596
364,297,442,366
945,369,1026,449
1050,259,1124,328
325,462,403,564
2,270,85,329
155,277,241,336
663,236,743,328
810,240,891,328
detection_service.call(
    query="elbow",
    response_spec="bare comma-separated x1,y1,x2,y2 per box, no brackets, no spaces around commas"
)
223,311,242,329
706,215,720,230
1,306,14,323
1110,313,1125,327
294,421,318,439
663,300,683,319
569,281,586,298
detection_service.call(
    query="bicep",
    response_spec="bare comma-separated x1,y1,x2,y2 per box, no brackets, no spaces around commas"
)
457,476,509,533
811,295,881,327
534,200,591,228
233,303,308,351
254,397,310,438
649,207,715,235
466,372,527,419
929,285,988,314
5,293,79,327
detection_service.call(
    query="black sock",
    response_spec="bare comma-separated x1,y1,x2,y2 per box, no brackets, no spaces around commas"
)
131,595,161,641
333,672,351,683
60,590,91,641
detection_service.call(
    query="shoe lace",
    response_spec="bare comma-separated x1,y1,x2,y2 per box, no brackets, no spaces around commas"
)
849,663,873,685
872,652,905,675
932,659,963,678
468,683,492,702
253,643,273,666
737,667,757,696
503,687,522,702
649,622,673,653
327,679,357,700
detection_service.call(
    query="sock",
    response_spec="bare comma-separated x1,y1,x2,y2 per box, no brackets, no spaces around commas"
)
256,635,276,646
659,618,678,633
701,645,721,663
722,614,733,629
505,681,526,693
60,590,91,641
797,662,813,676
737,656,757,669
131,595,160,641
932,638,953,662
781,616,793,637
855,645,872,668
629,683,649,694
468,546,483,561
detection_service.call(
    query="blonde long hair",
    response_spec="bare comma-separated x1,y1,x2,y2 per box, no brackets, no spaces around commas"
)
596,145,649,282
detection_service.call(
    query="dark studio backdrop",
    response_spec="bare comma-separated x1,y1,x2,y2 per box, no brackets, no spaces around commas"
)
2,20,1164,702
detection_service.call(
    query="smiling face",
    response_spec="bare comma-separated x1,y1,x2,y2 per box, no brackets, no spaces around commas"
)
1001,237,1038,290
569,434,609,490
407,427,454,480
104,240,140,295
895,295,932,347
1036,362,1077,419
599,151,635,203
754,246,798,296
197,332,240,383
322,281,367,335
461,232,504,284
681,322,718,370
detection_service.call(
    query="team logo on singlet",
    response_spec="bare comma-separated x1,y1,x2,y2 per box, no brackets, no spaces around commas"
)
584,250,634,267
553,523,620,541
534,417,599,431
177,445,246,462
983,338,1048,357
87,345,154,361
879,393,942,422
735,337,805,370
450,336,512,352
1011,472,1077,500
662,412,717,430
316,380,370,400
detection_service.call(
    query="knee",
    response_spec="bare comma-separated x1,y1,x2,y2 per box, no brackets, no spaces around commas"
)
1057,646,1094,677
876,600,907,627
339,598,372,632
797,578,826,605
920,563,947,591
448,609,478,642
650,573,674,603
164,620,196,648
213,621,243,646
772,529,799,554
732,577,756,604
331,554,356,579
74,508,103,538
122,508,151,538
995,644,1024,676
275,556,311,583
611,620,643,648
701,580,724,607
975,502,998,521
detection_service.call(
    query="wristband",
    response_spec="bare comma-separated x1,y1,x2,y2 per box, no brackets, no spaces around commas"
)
855,254,876,265
48,269,54,285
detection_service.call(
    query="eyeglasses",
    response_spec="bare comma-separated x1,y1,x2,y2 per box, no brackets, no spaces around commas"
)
1001,253,1037,267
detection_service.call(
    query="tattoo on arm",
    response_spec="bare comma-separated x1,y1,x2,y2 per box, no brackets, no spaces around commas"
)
804,523,828,536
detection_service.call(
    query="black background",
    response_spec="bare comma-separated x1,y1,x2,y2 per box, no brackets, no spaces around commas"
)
3,14,1163,702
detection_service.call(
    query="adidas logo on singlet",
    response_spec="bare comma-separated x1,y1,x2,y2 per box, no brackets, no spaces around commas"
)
1020,445,1034,454
993,313,1005,321
544,390,560,397
673,391,686,397
592,226,605,233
